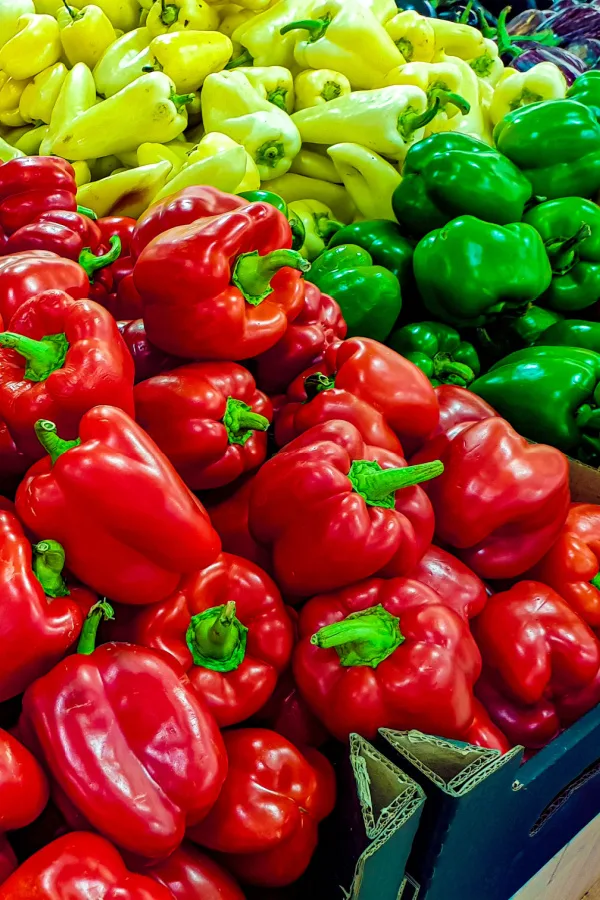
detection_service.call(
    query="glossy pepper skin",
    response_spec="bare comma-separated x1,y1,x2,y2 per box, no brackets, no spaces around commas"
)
474,581,600,706
253,282,346,394
249,419,441,596
567,71,600,119
0,418,32,495
425,383,497,443
392,133,532,239
494,100,600,200
5,209,103,260
0,507,94,703
0,290,135,460
118,319,182,384
114,553,294,727
470,346,600,460
0,251,89,323
0,837,16,884
134,362,272,491
327,219,415,299
475,674,561,751
410,416,570,579
0,156,77,234
409,544,488,621
142,843,246,900
523,197,600,312
276,336,439,449
293,576,481,741
0,727,48,831
414,215,552,328
465,700,511,754
255,667,329,749
536,319,600,355
0,832,175,900
16,406,221,606
188,728,336,888
135,203,309,360
20,604,227,861
388,321,480,387
307,243,401,342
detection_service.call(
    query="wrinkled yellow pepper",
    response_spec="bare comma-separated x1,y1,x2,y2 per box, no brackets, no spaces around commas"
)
137,140,189,172
293,69,350,111
19,63,67,125
146,0,219,36
0,14,62,80
40,61,96,155
266,172,356,222
384,59,470,132
231,0,314,69
77,161,173,217
289,147,341,182
327,142,400,220
56,2,117,69
0,76,30,128
0,0,35,49
93,28,153,99
489,61,567,125
237,66,295,112
147,31,233,93
152,145,248,201
385,10,435,62
468,37,504,85
68,0,139,31
192,131,260,191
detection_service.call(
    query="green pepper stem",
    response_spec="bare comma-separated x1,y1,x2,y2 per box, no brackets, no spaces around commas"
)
398,95,442,141
304,372,335,400
232,249,310,306
76,204,97,220
496,6,523,57
61,0,78,19
267,87,288,111
0,332,68,382
35,419,80,465
576,405,600,431
321,80,342,102
591,573,600,590
32,540,69,599
459,0,474,23
476,5,496,37
348,458,443,509
317,216,343,242
311,604,404,668
433,354,475,386
185,601,248,672
170,89,195,111
545,224,592,275
432,89,470,116
77,600,114,655
225,48,254,69
78,234,121,280
160,0,179,26
280,17,329,40
223,396,269,446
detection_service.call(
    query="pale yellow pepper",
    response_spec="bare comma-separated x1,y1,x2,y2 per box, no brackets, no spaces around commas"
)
265,172,355,222
19,63,67,125
40,61,96,156
468,37,504,85
231,0,314,70
427,52,492,144
0,136,25,162
152,145,248,202
327,142,400,220
72,160,92,186
148,31,233,93
289,148,341,182
0,14,62,81
77,161,173,218
14,124,49,154
33,0,63,12
385,10,434,62
146,0,219,36
293,68,350,111
365,0,396,24
192,131,260,191
88,156,123,179
236,66,295,113
0,0,35,49
56,2,117,69
137,141,187,173
219,7,255,56
431,18,485,59
489,61,567,126
66,0,139,31
0,77,30,128
383,59,470,133
93,28,153,99
288,199,341,260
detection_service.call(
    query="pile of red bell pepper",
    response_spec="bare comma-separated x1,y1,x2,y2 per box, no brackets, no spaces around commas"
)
3,158,600,897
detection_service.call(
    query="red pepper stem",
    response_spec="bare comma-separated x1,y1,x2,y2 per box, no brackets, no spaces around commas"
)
232,249,310,306
433,354,475,385
348,459,443,508
223,396,269,446
0,332,68,382
591,573,600,589
186,602,248,673
34,419,80,465
32,540,69,599
545,224,591,275
78,234,121,279
311,604,405,668
77,600,114,655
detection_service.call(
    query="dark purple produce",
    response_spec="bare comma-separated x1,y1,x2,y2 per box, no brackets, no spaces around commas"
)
512,44,587,82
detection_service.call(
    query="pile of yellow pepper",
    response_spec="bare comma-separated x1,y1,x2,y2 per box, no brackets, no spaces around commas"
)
0,0,570,253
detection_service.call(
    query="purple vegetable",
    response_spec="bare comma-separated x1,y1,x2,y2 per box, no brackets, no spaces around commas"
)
512,44,587,82
507,9,555,35
547,3,600,41
567,37,600,65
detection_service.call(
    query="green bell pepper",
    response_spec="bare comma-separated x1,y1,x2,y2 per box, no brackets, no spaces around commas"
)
534,319,600,354
391,133,533,239
327,218,414,290
238,189,305,251
493,99,600,200
387,321,480,386
413,215,552,327
475,307,563,368
567,71,600,120
508,307,564,346
523,197,600,311
470,345,600,459
306,243,402,342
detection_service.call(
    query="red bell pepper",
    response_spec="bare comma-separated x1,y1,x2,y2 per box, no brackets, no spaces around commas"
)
248,419,441,596
142,843,246,900
254,283,347,394
475,674,561,750
205,477,273,573
255,668,329,748
408,545,489,620
118,319,182,383
0,251,89,324
101,260,144,320
526,503,600,629
0,832,175,899
0,419,32,495
131,185,247,258
0,290,135,460
135,362,273,491
0,157,77,234
0,507,93,703
20,602,227,860
134,203,308,360
464,699,511,753
0,728,48,831
293,575,481,741
0,836,16,884
97,215,137,256
188,728,335,888
115,552,294,727
410,417,570,579
429,384,497,439
4,209,103,260
16,406,221,606
276,337,439,451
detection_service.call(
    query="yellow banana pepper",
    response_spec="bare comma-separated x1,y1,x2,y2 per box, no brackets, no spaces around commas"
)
0,137,25,162
191,131,260,190
293,68,350,110
146,0,219,36
56,2,116,69
88,155,122,179
19,63,67,125
72,160,91,186
219,7,255,56
0,0,35,49
77,161,173,217
40,61,97,155
426,52,492,144
67,0,139,31
280,0,404,91
489,61,567,126
152,146,247,202
289,147,341,182
468,37,504,85
431,19,485,59
265,172,355,222
236,66,295,112
230,0,314,70
52,72,191,160
215,0,271,10
292,84,460,163
93,28,153,99
147,31,233,93
137,141,186,172
202,70,301,181
13,123,48,154
33,0,62,12
288,199,341,260
0,78,30,129
383,59,470,133
0,14,62,81
327,142,400,220
365,0,396,23
384,10,434,62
